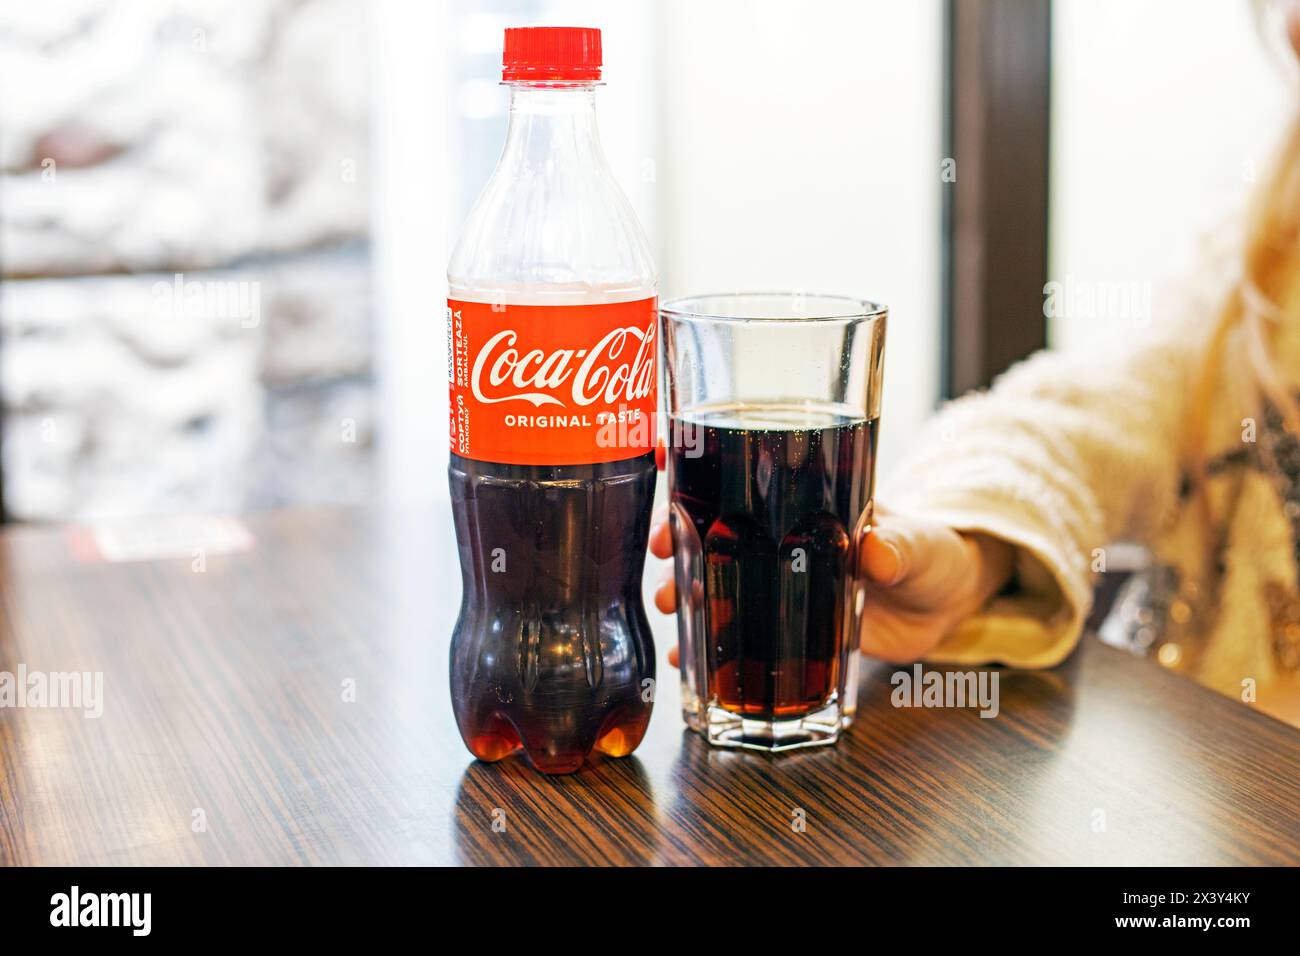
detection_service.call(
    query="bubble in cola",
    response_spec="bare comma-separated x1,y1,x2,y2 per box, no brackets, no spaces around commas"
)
446,27,658,774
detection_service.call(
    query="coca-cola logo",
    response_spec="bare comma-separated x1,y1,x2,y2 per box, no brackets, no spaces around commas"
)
470,320,656,408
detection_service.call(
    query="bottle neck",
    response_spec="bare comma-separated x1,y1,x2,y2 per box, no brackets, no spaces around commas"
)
448,78,654,302
502,83,604,163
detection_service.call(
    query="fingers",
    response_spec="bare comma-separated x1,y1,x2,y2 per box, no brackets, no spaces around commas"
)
856,511,992,615
861,524,909,585
650,507,677,613
649,509,673,559
653,569,677,614
859,511,972,594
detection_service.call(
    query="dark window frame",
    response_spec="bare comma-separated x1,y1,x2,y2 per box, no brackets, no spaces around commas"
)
942,0,1052,398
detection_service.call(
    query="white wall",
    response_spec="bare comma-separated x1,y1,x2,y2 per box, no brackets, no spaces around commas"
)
370,0,450,506
1050,0,1291,353
656,0,944,473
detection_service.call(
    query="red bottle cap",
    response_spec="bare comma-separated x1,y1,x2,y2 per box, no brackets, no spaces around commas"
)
502,26,601,83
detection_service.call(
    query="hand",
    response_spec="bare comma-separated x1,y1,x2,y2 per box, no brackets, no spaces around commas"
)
649,505,1014,665
847,508,1014,663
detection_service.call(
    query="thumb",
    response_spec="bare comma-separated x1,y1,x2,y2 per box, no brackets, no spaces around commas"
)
860,522,912,586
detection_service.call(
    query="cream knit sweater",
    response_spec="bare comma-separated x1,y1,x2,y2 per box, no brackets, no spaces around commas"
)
884,266,1300,718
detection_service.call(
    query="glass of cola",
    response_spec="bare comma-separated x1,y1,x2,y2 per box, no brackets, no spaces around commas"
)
662,293,887,751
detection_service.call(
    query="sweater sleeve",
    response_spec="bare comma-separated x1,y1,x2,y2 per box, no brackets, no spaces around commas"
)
882,317,1206,669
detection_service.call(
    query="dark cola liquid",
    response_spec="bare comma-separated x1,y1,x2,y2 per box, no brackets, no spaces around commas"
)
449,453,656,774
669,404,875,720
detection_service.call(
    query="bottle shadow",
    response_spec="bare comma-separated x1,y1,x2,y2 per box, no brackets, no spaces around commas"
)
452,751,659,866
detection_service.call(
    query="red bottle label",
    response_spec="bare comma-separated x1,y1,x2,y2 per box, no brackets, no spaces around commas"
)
447,297,657,465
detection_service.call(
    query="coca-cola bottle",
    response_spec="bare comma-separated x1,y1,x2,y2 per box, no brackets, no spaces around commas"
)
446,27,658,774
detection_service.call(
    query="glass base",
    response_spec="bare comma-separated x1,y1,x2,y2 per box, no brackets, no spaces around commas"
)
682,704,705,734
702,700,842,752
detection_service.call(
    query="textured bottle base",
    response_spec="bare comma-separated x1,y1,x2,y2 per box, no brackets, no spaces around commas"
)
462,706,652,774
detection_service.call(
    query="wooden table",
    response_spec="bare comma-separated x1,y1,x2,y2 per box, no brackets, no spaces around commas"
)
0,505,1296,866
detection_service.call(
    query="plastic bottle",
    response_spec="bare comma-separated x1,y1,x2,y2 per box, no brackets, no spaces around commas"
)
447,26,658,774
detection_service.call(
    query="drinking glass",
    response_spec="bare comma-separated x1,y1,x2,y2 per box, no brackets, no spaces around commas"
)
661,293,886,751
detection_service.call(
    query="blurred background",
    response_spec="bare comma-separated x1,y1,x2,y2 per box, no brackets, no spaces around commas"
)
0,0,1291,523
